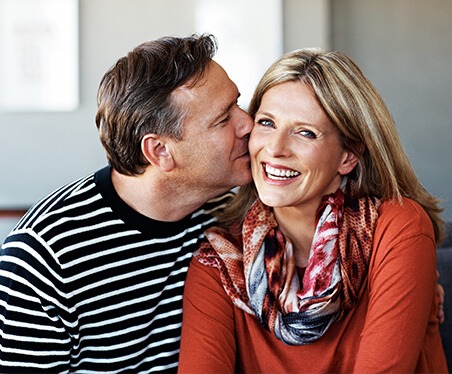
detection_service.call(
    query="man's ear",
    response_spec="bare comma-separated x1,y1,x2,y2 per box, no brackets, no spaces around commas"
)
142,134,175,172
338,150,359,176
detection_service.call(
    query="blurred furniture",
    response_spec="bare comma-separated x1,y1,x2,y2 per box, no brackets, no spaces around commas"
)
0,209,27,245
438,222,452,371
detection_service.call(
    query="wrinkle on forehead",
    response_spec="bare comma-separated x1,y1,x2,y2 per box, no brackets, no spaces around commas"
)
170,60,239,136
171,62,212,105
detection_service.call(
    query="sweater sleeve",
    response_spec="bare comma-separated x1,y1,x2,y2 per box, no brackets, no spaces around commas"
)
178,257,237,374
353,199,441,373
0,231,71,372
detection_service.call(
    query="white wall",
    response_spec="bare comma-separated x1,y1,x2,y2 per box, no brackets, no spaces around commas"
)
0,0,200,209
283,0,330,51
0,0,289,209
0,217,18,243
1,0,450,223
332,0,452,221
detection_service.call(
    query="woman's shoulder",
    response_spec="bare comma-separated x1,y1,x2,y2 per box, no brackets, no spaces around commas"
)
375,197,435,245
379,197,429,219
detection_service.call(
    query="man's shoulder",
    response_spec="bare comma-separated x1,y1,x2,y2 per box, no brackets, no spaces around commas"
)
201,190,236,212
14,171,100,231
187,190,236,231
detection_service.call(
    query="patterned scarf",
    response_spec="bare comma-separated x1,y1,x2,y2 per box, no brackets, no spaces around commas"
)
195,181,380,345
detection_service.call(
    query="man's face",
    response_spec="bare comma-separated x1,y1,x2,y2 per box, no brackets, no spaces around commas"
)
169,61,253,199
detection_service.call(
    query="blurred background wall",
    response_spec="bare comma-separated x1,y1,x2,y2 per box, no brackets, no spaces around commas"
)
0,0,451,240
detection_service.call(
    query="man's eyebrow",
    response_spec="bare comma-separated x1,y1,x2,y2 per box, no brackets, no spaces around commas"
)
211,92,241,124
223,92,241,113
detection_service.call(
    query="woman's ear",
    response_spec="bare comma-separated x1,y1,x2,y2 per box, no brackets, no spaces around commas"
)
142,134,175,172
338,150,359,176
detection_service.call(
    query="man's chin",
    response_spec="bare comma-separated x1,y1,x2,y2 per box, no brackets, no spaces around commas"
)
234,169,253,187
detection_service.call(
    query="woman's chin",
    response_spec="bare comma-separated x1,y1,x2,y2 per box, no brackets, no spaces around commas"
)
258,194,290,209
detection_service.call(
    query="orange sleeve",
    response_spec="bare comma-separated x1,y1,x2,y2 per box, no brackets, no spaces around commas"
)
354,199,441,372
178,257,236,374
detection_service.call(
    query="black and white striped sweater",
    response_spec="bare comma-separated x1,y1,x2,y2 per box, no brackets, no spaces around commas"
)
0,166,233,373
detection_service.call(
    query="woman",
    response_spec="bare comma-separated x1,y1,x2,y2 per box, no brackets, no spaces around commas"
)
178,49,447,373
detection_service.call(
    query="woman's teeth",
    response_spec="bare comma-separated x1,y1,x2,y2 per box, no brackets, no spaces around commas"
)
265,164,300,180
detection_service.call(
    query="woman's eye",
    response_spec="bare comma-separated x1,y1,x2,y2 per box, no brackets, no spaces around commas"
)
300,130,317,139
257,119,273,127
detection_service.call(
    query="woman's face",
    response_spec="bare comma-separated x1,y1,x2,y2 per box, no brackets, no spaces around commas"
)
249,81,357,211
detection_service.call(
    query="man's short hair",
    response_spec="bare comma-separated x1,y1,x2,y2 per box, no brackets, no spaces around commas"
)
95,34,217,175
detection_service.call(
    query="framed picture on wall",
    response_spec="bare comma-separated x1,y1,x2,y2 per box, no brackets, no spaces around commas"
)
0,0,78,112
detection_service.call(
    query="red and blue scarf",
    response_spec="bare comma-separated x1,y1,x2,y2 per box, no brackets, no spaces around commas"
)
195,182,380,345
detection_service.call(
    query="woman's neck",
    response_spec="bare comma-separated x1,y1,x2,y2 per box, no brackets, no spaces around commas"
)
273,205,317,268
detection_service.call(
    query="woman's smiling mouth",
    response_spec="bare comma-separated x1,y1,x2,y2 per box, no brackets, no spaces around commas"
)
264,163,300,180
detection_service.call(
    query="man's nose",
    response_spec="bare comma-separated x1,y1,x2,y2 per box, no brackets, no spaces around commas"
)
235,108,254,138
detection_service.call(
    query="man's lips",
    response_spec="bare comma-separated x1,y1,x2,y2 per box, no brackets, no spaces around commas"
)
235,145,250,159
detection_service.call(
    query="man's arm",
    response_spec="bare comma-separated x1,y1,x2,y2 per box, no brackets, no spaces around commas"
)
0,232,71,372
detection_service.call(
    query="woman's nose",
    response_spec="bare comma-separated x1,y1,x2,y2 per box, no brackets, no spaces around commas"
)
266,130,291,158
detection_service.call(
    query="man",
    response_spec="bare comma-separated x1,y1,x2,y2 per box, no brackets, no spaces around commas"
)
0,34,252,372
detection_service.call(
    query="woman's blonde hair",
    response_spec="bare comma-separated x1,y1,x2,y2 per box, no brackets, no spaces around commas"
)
221,48,444,243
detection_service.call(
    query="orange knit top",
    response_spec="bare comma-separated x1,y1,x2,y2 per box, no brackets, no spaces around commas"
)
178,198,448,373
